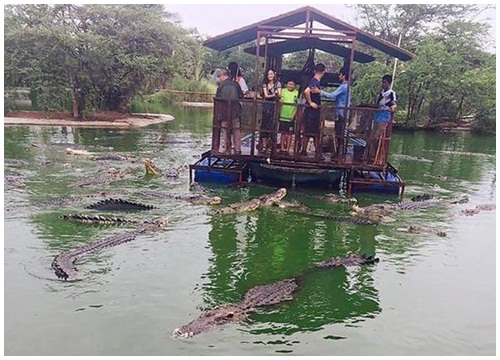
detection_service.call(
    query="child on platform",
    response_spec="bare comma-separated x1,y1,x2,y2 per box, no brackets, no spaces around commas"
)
279,80,299,152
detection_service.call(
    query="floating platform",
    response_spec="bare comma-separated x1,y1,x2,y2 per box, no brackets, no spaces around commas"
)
249,162,342,187
190,151,249,185
190,151,405,195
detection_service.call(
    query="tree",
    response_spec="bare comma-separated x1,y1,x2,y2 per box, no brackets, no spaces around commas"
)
4,4,178,116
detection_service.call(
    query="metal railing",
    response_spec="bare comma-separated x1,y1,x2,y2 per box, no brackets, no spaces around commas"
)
211,98,394,170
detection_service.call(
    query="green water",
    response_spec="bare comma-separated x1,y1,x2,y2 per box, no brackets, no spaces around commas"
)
4,106,496,355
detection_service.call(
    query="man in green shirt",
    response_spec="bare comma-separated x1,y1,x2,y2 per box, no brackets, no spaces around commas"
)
279,80,299,152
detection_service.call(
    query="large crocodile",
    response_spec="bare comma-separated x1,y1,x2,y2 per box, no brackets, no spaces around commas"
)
144,158,181,179
258,188,287,206
295,211,375,225
315,253,380,268
210,198,261,215
5,172,26,189
321,193,358,204
5,159,29,166
139,190,222,205
272,199,311,212
95,153,139,163
60,214,140,225
351,195,469,220
172,254,379,338
209,188,287,215
172,278,298,339
69,167,134,188
51,216,168,280
5,191,129,212
86,198,157,211
397,225,447,237
461,204,496,216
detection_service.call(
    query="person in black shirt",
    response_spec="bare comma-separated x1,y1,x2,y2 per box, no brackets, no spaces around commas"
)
301,63,326,155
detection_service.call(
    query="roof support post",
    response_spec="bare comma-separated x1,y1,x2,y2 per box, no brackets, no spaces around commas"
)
342,36,357,166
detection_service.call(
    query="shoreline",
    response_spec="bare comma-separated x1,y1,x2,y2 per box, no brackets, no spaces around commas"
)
3,112,174,128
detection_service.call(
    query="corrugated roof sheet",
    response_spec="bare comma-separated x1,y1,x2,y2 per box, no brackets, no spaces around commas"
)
203,6,414,61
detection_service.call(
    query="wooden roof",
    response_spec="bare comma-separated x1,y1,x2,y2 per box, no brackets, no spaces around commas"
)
244,37,376,63
203,6,414,61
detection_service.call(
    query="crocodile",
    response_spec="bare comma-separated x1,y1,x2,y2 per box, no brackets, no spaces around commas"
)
461,204,496,216
66,148,95,157
5,159,29,166
173,253,380,339
5,170,24,177
209,188,287,215
296,212,376,225
94,153,139,162
5,173,26,189
34,191,129,208
144,158,181,179
272,199,310,212
391,154,433,163
60,214,140,225
257,188,287,206
321,193,357,204
139,190,222,205
69,167,134,188
423,174,463,183
51,216,168,280
210,198,261,215
86,198,157,211
189,181,216,194
410,193,433,202
172,278,298,339
144,158,161,176
315,254,380,268
397,225,447,237
351,195,469,219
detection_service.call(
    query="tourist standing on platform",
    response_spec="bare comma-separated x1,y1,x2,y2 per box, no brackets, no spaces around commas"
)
302,63,326,155
312,68,351,158
228,62,249,96
260,69,281,154
368,74,397,162
214,69,243,155
279,80,299,153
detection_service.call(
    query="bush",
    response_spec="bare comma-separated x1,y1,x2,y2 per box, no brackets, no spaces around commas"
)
472,106,496,134
132,76,217,111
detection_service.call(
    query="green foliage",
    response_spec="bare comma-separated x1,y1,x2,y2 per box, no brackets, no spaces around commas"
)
4,4,177,115
350,4,495,131
132,75,216,111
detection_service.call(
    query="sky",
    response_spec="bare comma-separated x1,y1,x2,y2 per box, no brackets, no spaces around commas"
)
164,3,497,53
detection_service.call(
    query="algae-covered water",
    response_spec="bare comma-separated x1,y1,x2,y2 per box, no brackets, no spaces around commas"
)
4,106,496,355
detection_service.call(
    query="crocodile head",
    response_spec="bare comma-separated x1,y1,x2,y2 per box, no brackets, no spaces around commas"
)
207,196,222,205
144,158,161,176
324,194,357,204
172,305,246,339
137,216,169,233
259,188,287,206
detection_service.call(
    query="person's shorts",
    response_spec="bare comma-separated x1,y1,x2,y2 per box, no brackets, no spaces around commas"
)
221,117,241,129
279,119,294,132
303,109,320,135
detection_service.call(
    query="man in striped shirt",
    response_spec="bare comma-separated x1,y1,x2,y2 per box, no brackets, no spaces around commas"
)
369,74,397,162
